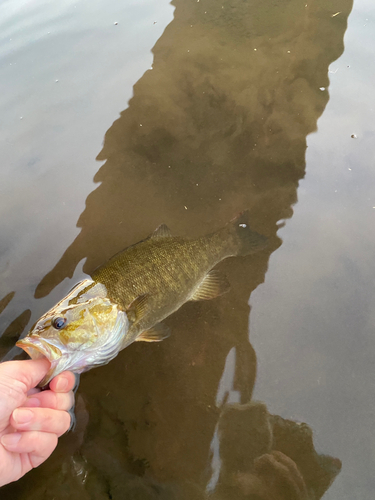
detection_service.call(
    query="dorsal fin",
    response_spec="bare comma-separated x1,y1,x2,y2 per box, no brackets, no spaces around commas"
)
152,224,172,239
190,270,230,301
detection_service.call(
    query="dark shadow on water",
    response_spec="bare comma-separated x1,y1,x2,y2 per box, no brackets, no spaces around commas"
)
1,0,352,498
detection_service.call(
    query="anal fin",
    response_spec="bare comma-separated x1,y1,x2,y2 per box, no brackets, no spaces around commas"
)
135,323,171,342
190,270,230,301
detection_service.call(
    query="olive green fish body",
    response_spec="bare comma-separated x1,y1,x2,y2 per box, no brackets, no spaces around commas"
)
93,213,265,346
16,211,267,384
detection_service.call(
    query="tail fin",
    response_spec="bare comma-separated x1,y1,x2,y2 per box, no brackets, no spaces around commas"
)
229,211,268,256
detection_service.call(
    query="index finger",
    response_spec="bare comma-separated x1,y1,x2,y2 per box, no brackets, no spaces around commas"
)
49,371,76,393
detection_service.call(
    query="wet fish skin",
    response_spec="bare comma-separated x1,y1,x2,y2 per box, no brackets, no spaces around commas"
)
93,210,268,347
16,211,267,385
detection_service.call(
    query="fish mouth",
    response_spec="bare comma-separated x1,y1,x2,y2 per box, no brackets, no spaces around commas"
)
16,337,62,362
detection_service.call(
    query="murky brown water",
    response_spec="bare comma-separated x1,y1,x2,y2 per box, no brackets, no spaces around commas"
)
1,0,374,498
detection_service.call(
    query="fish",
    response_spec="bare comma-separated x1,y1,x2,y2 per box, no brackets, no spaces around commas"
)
16,211,267,386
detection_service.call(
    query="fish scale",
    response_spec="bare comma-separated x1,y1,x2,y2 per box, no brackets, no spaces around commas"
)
16,211,267,385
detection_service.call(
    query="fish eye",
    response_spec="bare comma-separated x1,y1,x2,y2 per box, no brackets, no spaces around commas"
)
52,317,67,330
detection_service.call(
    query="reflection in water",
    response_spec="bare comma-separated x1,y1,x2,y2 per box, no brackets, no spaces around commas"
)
213,402,342,500
0,292,30,360
1,0,352,498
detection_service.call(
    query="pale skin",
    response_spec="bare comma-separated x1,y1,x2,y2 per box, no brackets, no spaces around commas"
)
0,359,75,487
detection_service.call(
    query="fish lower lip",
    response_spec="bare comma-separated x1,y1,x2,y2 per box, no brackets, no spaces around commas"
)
16,338,62,361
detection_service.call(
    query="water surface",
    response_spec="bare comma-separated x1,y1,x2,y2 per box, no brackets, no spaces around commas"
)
1,0,374,498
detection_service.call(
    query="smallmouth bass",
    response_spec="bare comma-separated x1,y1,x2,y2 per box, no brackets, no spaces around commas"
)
17,212,267,385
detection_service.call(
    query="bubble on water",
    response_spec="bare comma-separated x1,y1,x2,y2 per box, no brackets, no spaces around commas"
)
239,223,247,228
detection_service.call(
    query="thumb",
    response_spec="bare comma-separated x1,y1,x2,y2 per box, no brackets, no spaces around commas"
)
0,359,50,395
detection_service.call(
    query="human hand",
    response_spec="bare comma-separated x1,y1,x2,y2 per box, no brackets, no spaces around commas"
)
0,359,75,487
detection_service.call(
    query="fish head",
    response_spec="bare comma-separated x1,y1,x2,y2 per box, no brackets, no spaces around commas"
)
16,279,129,385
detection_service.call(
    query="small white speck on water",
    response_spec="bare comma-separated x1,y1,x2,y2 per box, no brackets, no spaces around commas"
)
239,224,247,228
219,198,221,201
372,206,375,209
187,50,190,52
348,168,352,171
334,190,338,193
254,48,257,51
20,116,23,120
55,79,59,82
184,206,188,210
196,183,199,186
114,22,118,25
331,12,341,17
140,124,142,126
287,50,290,53
319,87,325,91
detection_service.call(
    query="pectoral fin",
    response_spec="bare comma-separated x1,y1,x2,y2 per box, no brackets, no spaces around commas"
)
190,270,230,301
135,323,171,342
126,294,150,323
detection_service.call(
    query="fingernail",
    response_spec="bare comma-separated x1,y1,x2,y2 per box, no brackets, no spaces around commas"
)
1,433,22,447
13,408,33,424
55,376,69,392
